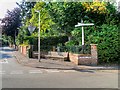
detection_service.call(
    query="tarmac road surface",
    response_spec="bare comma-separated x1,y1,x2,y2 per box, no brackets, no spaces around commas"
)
0,47,118,88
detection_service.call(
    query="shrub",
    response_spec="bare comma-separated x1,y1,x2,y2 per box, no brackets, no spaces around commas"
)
87,24,119,63
97,24,119,63
23,35,68,50
72,24,119,63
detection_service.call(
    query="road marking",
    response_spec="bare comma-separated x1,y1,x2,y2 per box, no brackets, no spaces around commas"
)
62,70,76,73
45,69,60,73
10,70,23,74
29,70,43,74
0,58,8,64
0,71,5,74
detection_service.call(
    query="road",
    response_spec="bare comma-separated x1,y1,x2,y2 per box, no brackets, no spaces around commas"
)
0,47,118,88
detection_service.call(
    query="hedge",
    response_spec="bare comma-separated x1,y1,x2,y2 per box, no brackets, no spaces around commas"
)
23,35,68,47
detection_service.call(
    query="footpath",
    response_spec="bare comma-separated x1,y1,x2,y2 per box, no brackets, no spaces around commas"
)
13,50,119,72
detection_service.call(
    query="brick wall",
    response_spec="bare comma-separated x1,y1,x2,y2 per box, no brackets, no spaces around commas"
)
19,45,29,56
69,44,98,65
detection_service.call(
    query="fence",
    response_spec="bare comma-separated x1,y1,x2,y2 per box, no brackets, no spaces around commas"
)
31,45,91,54
58,45,91,54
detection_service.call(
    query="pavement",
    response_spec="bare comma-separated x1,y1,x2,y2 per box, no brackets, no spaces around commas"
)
13,50,119,71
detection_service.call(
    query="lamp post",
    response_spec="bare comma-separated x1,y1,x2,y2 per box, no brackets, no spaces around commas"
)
35,1,48,62
35,10,41,62
75,19,94,53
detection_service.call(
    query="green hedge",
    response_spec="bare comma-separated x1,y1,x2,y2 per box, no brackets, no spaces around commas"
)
40,35,68,46
71,24,119,63
87,24,119,63
97,24,119,63
23,35,68,47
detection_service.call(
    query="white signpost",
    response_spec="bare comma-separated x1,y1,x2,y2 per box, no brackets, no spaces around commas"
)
75,19,94,46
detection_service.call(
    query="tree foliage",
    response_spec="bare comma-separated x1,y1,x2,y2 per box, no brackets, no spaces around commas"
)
29,2,54,34
48,2,86,35
2,8,21,39
16,0,36,25
16,0,36,45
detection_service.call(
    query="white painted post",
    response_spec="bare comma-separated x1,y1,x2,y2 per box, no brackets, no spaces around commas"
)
75,19,94,53
81,19,84,46
75,20,94,46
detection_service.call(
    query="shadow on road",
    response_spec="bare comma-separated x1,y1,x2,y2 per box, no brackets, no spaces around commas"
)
1,48,15,52
36,66,95,73
1,54,12,59
0,47,14,59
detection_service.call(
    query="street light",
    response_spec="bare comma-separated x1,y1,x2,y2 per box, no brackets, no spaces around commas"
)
35,1,48,62
35,10,41,62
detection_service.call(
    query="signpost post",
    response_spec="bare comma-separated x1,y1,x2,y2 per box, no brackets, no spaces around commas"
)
75,19,94,53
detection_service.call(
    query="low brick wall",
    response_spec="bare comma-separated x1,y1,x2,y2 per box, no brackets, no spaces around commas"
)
19,45,29,56
69,44,98,65
19,44,98,65
32,51,48,58
45,51,68,61
48,51,68,57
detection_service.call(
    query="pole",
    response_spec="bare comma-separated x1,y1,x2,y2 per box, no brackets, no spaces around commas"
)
81,19,84,53
81,19,84,46
38,11,40,62
15,30,16,49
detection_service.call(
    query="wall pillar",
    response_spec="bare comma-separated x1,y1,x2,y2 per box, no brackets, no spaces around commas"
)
90,44,98,65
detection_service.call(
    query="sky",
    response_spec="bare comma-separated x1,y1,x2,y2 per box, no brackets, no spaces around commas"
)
0,0,21,19
0,0,120,19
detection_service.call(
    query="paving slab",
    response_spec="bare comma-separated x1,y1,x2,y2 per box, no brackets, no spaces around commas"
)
13,50,119,72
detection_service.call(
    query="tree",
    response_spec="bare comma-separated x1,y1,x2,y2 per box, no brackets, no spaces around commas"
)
105,2,120,25
48,2,86,40
82,2,108,26
29,2,54,35
16,0,36,45
16,0,36,26
2,8,21,46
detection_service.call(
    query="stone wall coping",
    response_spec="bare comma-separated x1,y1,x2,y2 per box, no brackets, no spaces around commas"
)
19,45,29,47
69,53,91,56
90,44,98,46
49,51,68,53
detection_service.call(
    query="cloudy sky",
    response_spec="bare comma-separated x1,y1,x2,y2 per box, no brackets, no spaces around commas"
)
0,0,120,19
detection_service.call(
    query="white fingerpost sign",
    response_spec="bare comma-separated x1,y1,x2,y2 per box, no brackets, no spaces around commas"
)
75,19,94,46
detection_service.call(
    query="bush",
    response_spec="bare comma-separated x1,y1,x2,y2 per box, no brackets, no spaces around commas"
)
23,35,68,50
97,24,119,63
65,40,78,46
72,24,119,63
40,35,68,46
87,24,119,63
